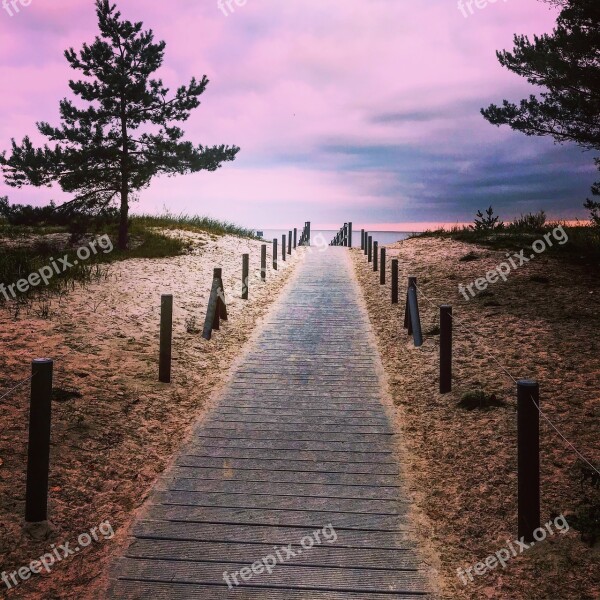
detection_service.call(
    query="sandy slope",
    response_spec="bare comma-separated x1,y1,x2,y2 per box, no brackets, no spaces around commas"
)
0,229,304,599
352,237,599,600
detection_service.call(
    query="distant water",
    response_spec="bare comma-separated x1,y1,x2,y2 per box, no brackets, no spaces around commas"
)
258,229,413,248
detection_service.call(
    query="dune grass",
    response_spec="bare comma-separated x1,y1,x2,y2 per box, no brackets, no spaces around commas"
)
413,222,600,264
132,212,258,239
0,211,257,306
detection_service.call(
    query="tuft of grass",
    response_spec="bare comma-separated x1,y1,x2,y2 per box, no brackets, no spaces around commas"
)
415,223,600,265
457,390,506,410
459,251,480,262
132,212,258,239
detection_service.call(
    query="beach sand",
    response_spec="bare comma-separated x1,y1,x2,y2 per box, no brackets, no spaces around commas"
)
352,236,599,600
0,229,303,599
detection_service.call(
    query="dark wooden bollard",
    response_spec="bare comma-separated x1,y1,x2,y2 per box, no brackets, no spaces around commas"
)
26,359,53,523
282,235,286,261
518,380,540,543
288,231,292,255
348,222,353,248
407,284,423,347
364,232,368,256
380,248,386,284
368,236,373,262
261,244,267,281
439,305,452,393
273,239,278,270
293,228,297,249
159,294,173,383
373,241,379,271
404,276,417,329
361,229,365,250
242,253,249,300
391,258,398,303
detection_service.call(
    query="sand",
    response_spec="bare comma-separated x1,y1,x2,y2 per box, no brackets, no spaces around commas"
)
0,229,304,599
352,236,599,600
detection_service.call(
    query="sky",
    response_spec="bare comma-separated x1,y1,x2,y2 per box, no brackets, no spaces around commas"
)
0,0,595,230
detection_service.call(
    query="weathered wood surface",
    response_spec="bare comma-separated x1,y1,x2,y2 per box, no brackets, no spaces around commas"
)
109,248,430,599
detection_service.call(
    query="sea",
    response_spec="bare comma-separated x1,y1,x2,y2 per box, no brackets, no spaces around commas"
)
258,229,413,248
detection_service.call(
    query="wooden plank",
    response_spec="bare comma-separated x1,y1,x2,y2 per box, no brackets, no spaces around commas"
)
175,456,400,475
111,580,427,599
153,491,401,514
124,538,421,569
114,559,428,594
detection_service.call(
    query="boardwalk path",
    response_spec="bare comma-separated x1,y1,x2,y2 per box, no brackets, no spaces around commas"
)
110,247,431,599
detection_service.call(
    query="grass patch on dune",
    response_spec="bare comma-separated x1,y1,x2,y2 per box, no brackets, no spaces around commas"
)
0,211,256,305
414,223,600,264
132,213,258,239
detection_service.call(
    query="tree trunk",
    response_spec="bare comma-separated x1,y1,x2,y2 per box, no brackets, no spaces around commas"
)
118,187,129,250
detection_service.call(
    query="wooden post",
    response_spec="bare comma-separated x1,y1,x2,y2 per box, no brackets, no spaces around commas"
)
368,236,373,262
307,222,311,246
242,253,249,300
391,258,399,303
361,229,365,250
288,231,292,255
518,380,540,543
261,244,267,281
293,228,297,249
440,305,452,393
25,359,53,523
373,241,379,271
380,248,386,284
159,294,173,383
273,238,278,270
348,222,353,248
407,285,423,347
282,234,286,261
404,276,417,329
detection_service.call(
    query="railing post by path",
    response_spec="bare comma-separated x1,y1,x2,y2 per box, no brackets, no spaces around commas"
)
273,239,278,270
373,241,379,271
380,248,386,284
202,268,228,340
364,232,368,256
159,294,173,383
391,258,399,303
288,231,292,255
342,223,347,247
361,229,365,250
404,276,417,329
282,235,286,262
242,253,249,300
25,359,53,523
261,244,267,281
407,283,423,347
368,236,373,263
439,305,452,393
518,380,540,543
348,222,353,248
293,228,297,249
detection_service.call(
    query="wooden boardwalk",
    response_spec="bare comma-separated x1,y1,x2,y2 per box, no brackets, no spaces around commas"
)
109,247,431,599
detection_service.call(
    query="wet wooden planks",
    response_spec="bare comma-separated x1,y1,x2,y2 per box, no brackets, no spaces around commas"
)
109,247,430,599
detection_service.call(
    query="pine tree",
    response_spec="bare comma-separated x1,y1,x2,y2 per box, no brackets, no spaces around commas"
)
481,0,600,223
0,0,239,249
